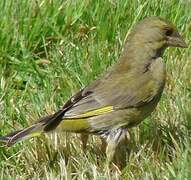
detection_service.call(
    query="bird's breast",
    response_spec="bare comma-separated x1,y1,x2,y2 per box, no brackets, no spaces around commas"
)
150,57,166,92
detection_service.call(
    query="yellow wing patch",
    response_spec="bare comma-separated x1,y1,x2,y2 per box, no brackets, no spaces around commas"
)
67,106,114,119
59,106,114,131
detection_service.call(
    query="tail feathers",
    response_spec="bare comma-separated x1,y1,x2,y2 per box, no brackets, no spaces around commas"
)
0,124,43,147
0,130,23,143
0,114,56,147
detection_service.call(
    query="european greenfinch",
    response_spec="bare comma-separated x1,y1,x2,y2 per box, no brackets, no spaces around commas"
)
0,16,187,162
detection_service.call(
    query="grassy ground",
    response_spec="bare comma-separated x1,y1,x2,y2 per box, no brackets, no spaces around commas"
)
0,0,190,179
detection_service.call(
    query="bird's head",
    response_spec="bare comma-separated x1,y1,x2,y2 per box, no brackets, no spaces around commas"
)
126,16,187,54
116,17,188,72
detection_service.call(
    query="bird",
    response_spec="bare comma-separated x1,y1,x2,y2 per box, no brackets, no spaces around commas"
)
0,16,187,163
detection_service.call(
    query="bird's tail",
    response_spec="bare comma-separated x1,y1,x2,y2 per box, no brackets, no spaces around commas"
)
0,124,43,147
0,112,63,147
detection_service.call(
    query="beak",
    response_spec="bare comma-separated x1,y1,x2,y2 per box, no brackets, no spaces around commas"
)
167,32,188,48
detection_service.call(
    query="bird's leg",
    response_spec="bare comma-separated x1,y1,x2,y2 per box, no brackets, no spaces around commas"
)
105,128,130,170
100,137,107,153
80,133,89,152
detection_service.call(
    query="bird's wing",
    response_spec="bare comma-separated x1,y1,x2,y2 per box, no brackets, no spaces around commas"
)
64,72,160,116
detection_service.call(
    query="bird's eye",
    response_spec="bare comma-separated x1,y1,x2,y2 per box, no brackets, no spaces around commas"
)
165,29,173,36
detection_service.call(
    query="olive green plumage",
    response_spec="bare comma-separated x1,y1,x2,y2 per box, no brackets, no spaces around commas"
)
0,16,187,162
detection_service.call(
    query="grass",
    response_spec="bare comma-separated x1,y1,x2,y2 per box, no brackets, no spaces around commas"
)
0,0,190,179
